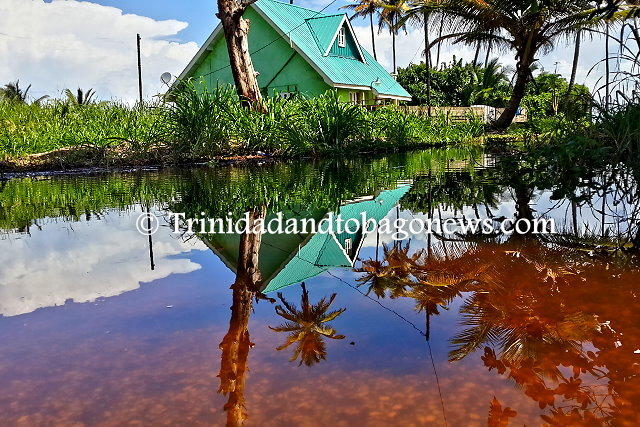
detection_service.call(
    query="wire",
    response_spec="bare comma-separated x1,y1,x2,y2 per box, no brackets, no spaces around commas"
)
325,269,449,427
197,0,340,80
409,37,425,66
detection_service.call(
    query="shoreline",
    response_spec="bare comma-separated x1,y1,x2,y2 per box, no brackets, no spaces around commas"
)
0,141,467,180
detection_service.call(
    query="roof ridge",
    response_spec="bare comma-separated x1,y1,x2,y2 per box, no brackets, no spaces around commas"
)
259,0,327,14
305,13,345,20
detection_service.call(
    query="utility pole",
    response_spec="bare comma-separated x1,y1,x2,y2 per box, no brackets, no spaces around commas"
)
137,33,143,104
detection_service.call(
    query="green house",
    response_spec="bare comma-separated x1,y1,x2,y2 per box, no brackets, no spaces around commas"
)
176,0,411,104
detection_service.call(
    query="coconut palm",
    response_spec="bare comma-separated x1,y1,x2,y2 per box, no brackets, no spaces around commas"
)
0,80,48,105
269,283,346,366
415,0,638,129
566,30,583,105
379,0,409,74
341,0,384,60
64,88,97,106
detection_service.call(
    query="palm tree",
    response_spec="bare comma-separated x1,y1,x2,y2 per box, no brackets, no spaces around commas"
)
269,283,346,366
379,0,409,74
0,80,47,105
417,0,637,129
435,16,445,68
398,1,442,113
64,88,97,106
565,30,582,105
341,0,383,60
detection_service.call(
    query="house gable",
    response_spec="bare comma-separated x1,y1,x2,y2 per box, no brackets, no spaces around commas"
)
175,0,411,101
328,21,362,61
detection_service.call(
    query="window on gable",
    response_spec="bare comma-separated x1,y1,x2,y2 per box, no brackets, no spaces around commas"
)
338,27,346,48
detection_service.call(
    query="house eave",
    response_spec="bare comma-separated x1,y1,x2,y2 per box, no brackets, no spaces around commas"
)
333,84,411,101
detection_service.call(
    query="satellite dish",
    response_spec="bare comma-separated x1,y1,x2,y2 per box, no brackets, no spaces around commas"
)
160,72,172,85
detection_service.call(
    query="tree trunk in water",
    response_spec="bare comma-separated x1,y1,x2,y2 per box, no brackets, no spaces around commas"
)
565,30,581,105
370,13,377,61
217,0,265,111
218,208,265,427
495,57,533,130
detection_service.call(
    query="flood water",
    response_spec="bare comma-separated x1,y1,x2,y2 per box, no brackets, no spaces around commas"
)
1,148,639,426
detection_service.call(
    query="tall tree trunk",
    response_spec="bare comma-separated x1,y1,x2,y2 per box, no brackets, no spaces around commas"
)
605,22,611,111
495,56,533,130
484,39,492,68
565,30,581,105
473,41,481,66
218,208,265,427
217,0,265,111
424,11,432,116
370,13,377,61
392,22,397,75
436,18,444,69
423,11,432,67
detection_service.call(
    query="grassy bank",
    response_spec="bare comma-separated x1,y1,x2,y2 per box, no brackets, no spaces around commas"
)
0,84,485,172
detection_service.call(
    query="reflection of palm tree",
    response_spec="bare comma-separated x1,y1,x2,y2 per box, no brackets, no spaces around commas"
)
355,242,420,298
448,245,597,365
270,283,346,366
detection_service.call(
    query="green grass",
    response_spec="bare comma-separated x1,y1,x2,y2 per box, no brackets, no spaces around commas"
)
0,83,485,164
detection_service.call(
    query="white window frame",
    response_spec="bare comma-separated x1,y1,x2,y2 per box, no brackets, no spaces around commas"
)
338,27,346,48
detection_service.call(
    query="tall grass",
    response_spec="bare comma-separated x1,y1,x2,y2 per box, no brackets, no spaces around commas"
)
0,100,164,157
1,83,485,162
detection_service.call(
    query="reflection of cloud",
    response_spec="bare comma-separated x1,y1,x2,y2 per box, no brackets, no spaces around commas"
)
0,208,206,317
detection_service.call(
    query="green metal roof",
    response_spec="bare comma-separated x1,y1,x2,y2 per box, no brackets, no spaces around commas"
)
306,14,344,54
252,0,411,100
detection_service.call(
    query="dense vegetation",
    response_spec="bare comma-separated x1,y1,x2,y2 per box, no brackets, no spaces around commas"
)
0,84,484,168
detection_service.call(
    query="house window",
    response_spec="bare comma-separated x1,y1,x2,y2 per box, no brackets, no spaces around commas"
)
338,27,346,48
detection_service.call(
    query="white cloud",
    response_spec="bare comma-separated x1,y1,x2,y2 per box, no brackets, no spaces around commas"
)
0,207,207,317
352,23,610,94
0,0,199,102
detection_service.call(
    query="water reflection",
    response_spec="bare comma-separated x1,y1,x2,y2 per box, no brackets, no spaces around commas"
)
270,283,346,366
1,148,640,425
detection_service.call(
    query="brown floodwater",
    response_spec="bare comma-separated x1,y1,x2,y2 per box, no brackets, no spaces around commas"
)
1,150,639,426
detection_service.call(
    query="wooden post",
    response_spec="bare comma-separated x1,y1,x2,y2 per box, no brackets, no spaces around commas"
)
137,33,143,104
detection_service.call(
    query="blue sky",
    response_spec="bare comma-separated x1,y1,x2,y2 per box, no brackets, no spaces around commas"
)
3,0,610,102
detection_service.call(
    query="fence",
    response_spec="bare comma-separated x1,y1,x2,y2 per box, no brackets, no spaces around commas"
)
395,105,528,124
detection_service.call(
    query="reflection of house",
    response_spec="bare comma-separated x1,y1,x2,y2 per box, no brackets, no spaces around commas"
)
176,0,410,104
202,185,411,294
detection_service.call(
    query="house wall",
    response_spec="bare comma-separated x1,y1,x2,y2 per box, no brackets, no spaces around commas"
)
329,23,360,59
188,8,332,98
